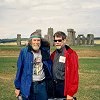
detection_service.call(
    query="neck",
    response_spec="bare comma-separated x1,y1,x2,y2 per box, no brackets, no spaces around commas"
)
32,49,40,53
56,45,65,53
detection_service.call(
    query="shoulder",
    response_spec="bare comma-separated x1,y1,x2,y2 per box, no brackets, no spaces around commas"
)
64,46,78,61
21,46,28,52
19,46,28,55
65,45,77,55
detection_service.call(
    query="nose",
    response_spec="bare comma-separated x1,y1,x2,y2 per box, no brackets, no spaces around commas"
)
56,41,59,43
36,40,41,45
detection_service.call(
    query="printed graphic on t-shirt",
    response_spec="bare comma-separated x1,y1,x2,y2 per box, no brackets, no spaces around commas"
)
34,57,42,75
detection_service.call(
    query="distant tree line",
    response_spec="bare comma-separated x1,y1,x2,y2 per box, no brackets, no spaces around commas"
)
94,37,100,40
0,38,28,43
0,37,99,43
0,39,17,43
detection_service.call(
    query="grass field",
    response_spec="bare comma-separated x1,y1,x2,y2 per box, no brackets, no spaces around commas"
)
0,45,100,100
77,58,100,100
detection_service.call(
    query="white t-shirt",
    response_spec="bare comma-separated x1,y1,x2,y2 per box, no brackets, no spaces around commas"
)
32,50,45,81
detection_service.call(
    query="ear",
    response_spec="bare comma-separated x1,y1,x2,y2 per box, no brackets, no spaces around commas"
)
63,39,67,44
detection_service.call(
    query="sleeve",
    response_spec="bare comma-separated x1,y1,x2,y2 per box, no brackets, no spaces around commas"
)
14,49,24,89
67,51,79,96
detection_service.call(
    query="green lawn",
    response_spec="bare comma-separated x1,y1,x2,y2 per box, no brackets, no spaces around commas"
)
0,57,100,100
50,45,100,51
0,44,100,51
76,58,100,100
0,57,17,100
0,44,100,99
71,45,100,51
0,45,24,51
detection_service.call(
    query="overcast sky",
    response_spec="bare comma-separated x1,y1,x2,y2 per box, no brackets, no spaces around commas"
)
0,0,100,39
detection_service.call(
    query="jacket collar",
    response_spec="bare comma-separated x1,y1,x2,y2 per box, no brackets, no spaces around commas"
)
65,45,73,54
53,45,73,55
27,45,50,61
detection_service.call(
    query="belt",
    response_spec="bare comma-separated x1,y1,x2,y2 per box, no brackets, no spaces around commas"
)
32,79,45,84
53,79,64,84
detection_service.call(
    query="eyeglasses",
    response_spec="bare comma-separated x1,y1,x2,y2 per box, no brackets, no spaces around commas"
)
54,39,62,42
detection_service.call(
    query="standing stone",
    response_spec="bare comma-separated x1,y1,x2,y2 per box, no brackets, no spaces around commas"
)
44,35,49,40
47,27,53,46
77,34,86,45
87,34,94,45
67,29,76,45
17,34,21,46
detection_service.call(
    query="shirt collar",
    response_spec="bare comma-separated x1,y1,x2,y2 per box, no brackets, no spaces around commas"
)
56,45,65,53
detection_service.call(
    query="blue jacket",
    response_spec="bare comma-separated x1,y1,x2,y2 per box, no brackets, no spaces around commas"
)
14,44,52,98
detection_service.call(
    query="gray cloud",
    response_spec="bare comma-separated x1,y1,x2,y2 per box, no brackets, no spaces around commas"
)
0,0,100,38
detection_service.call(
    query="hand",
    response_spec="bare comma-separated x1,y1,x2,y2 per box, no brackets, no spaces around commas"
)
15,89,20,97
66,95,73,100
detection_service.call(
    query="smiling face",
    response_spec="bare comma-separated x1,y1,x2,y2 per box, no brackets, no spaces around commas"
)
31,38,41,51
54,36,65,49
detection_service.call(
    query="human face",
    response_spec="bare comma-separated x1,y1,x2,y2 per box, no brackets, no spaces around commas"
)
31,38,41,51
54,36,65,49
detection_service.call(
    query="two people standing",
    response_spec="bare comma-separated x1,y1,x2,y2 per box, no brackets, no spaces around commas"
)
14,31,79,100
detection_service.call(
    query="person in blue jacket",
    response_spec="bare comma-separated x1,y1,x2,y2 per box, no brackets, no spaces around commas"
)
14,31,52,100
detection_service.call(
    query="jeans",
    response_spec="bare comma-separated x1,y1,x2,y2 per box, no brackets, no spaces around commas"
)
22,81,48,100
53,80,66,98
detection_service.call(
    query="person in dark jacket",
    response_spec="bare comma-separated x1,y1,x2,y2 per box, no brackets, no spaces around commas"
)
51,31,79,100
14,31,52,100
